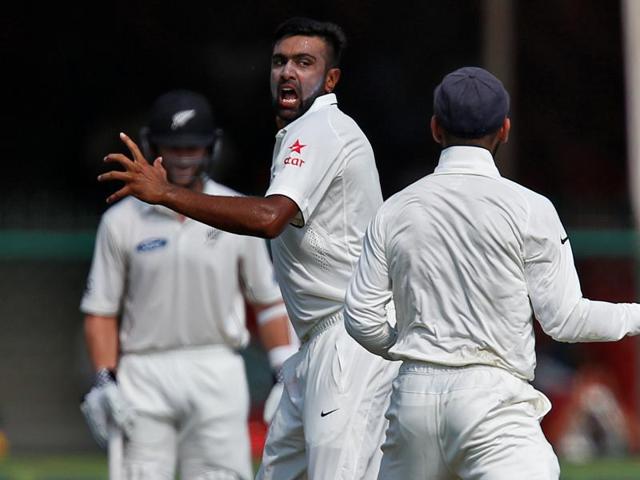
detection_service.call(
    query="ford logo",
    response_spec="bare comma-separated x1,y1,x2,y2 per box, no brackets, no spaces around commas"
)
136,238,168,252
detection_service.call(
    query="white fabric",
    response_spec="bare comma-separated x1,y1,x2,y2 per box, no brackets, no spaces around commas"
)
267,344,299,371
259,93,395,479
257,314,399,480
81,178,283,353
345,146,640,381
80,381,135,449
262,382,284,425
118,346,252,480
266,93,384,340
380,362,559,479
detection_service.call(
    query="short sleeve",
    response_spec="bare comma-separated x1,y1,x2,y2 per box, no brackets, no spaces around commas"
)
266,117,343,226
80,215,127,316
239,236,283,305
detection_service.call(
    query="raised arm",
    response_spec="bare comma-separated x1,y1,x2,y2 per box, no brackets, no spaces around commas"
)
525,196,640,342
98,133,299,238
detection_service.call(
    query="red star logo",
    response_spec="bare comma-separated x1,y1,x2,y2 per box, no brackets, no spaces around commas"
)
288,139,306,154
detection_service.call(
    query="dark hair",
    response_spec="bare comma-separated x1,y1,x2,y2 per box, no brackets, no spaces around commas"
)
273,17,347,67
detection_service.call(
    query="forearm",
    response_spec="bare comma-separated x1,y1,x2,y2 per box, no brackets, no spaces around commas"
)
542,298,640,342
161,187,287,238
344,304,397,359
255,302,298,369
344,216,396,359
84,315,119,372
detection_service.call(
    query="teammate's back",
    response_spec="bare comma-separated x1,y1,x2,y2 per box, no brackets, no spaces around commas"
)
379,145,559,379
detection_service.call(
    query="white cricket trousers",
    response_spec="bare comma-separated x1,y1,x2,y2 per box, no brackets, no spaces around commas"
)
257,311,400,480
118,345,252,480
378,362,560,480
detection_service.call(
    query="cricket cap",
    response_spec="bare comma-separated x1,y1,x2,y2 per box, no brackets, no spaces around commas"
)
433,67,510,138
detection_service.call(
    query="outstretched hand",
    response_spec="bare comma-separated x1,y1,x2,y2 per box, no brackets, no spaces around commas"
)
98,132,171,205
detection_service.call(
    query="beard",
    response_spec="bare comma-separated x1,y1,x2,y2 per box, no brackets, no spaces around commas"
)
272,81,326,126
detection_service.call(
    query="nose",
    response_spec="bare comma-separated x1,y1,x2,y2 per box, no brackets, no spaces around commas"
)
280,59,295,79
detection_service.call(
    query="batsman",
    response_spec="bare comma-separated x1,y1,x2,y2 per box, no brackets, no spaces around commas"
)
81,90,296,479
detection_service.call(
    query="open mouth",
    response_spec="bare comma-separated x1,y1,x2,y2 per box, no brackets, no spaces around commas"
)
279,85,299,108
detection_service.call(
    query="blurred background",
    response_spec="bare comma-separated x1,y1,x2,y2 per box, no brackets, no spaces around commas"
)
2,0,640,478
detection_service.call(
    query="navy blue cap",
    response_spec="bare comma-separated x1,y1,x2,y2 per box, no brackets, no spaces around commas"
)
433,67,510,138
148,90,216,147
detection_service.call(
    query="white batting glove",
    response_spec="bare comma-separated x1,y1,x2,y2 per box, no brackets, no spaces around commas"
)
263,371,284,425
80,369,135,448
263,343,299,425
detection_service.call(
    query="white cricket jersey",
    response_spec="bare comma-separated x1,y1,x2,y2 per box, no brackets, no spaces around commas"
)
81,178,283,354
345,146,640,380
265,93,382,340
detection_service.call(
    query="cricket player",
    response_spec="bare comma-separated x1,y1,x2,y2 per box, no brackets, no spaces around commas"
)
98,17,399,480
80,90,297,480
344,66,640,479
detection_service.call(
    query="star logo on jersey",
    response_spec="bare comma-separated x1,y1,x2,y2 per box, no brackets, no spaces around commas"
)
288,139,306,154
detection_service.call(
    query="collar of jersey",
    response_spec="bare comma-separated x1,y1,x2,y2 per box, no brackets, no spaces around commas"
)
433,146,501,178
276,93,338,135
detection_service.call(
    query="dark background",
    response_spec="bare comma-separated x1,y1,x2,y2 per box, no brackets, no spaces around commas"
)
2,1,628,229
1,0,635,455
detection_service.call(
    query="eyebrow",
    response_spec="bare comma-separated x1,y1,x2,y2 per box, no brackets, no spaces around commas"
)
272,52,318,62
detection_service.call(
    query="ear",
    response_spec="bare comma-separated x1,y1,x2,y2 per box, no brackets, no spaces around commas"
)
324,68,341,93
498,117,511,144
430,116,444,145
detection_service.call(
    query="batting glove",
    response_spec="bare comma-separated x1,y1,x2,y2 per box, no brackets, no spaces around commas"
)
80,369,135,448
263,369,284,425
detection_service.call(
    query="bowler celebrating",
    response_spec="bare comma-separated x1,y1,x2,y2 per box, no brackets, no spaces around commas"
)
99,17,398,480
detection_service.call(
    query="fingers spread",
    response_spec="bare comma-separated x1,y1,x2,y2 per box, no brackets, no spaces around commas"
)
97,171,131,183
104,153,134,169
119,132,145,163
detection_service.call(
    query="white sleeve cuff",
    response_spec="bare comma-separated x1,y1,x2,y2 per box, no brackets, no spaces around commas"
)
257,303,289,325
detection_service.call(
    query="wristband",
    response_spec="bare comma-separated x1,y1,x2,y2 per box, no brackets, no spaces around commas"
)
257,303,288,326
94,368,116,387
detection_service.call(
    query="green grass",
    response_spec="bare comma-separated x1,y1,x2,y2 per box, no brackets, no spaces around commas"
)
560,458,640,480
0,455,638,479
0,455,107,480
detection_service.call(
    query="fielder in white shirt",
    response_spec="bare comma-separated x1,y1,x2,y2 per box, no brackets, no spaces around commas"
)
81,90,296,480
345,67,640,480
98,17,398,480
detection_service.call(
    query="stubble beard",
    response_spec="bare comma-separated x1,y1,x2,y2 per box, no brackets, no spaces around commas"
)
273,81,326,126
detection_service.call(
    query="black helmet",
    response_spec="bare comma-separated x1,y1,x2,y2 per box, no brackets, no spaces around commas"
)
147,90,216,147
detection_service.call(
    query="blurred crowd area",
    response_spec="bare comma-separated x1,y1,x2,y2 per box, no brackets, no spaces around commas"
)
1,0,638,463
